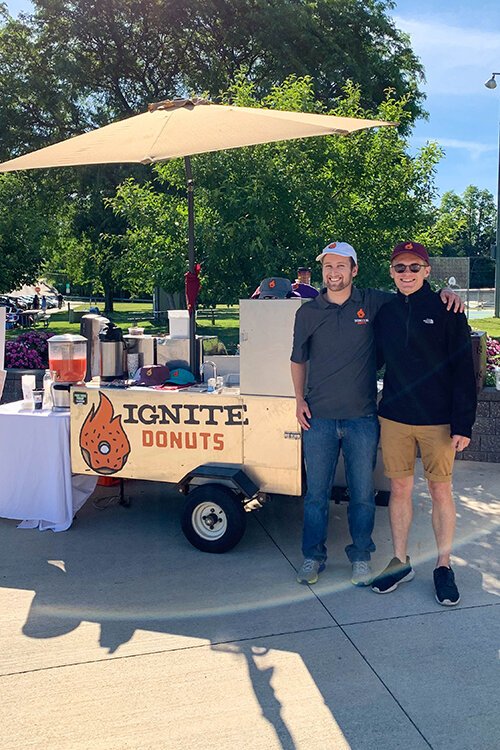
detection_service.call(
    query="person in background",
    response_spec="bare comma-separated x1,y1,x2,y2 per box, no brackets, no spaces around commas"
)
251,266,319,299
32,294,40,310
292,267,319,299
41,295,47,312
57,293,64,309
290,241,464,587
371,242,477,605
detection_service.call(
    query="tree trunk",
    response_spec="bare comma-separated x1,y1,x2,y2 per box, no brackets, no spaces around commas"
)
103,283,114,313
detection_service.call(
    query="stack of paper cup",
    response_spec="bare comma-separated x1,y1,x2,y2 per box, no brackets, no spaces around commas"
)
127,353,140,379
21,374,36,409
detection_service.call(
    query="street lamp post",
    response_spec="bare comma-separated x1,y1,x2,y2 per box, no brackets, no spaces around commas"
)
485,73,500,317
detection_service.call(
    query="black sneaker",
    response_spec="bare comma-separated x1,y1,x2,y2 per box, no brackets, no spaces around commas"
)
434,566,460,606
371,556,415,594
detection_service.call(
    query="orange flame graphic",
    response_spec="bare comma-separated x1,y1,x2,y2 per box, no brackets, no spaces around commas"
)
357,308,366,318
79,392,131,474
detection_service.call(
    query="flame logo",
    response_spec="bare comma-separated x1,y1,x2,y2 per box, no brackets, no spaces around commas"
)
404,243,414,250
357,308,366,318
269,279,276,288
328,242,337,249
79,392,131,474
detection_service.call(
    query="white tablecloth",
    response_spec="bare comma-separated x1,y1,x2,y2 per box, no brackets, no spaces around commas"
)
0,401,97,531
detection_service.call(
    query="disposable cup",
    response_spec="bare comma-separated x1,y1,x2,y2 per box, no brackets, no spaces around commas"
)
33,389,44,410
21,374,36,402
127,353,140,379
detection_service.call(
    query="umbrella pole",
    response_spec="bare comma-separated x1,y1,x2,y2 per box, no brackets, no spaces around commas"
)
184,156,198,377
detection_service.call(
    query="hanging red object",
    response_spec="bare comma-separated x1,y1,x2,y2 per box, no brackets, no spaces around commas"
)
185,263,201,314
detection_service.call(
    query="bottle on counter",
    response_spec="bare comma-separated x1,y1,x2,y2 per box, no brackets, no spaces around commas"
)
43,368,53,409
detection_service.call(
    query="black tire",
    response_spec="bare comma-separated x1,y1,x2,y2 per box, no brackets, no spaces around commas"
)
375,490,391,507
181,483,247,553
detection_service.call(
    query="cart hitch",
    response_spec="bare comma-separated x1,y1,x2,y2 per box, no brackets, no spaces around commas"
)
244,492,270,512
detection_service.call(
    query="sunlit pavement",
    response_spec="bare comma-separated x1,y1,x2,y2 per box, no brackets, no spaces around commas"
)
0,459,498,749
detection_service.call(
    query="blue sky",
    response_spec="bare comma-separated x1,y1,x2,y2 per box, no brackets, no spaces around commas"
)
394,0,500,200
5,0,500,203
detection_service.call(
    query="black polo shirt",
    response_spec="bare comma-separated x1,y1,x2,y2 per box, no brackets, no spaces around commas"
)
291,287,391,419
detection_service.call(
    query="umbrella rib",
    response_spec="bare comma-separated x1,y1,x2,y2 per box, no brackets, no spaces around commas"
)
143,110,176,164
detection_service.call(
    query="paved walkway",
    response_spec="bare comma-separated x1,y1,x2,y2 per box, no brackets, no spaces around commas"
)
0,460,499,749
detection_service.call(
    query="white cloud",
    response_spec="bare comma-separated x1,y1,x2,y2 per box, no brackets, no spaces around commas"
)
413,136,496,159
394,16,500,95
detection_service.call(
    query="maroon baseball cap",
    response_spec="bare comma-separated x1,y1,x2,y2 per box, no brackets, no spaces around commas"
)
391,241,429,264
135,364,170,386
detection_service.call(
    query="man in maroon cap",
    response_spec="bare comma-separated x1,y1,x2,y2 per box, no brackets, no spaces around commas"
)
290,240,464,588
371,242,477,605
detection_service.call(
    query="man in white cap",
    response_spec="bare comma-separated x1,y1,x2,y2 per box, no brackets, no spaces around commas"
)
290,241,462,586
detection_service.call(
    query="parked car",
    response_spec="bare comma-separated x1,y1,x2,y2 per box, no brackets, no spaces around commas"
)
9,296,28,310
0,300,15,314
16,296,32,309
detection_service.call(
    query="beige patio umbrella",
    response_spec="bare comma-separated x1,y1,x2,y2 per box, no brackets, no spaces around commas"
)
0,97,394,370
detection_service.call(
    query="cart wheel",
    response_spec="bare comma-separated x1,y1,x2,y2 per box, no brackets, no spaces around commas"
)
181,484,247,553
375,490,391,507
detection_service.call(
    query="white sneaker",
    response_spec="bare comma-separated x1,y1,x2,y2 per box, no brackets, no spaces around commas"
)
351,560,372,586
296,558,325,585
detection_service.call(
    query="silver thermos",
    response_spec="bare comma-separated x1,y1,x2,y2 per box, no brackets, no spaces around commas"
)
99,322,125,381
80,314,109,380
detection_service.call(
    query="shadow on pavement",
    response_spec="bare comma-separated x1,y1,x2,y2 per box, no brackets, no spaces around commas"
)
0,475,499,749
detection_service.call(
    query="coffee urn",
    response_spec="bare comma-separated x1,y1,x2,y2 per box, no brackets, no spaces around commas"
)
80,313,109,380
99,321,125,381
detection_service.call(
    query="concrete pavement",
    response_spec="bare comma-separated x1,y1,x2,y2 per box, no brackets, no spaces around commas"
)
0,460,499,749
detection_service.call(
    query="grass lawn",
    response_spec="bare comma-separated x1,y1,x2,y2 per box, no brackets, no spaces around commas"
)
470,317,500,338
6,300,498,351
5,302,241,351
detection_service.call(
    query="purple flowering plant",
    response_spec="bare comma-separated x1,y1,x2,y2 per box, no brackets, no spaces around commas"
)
485,335,500,386
5,331,53,370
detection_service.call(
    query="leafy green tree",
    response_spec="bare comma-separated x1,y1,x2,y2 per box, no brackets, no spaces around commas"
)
2,0,424,134
108,75,443,302
428,185,497,287
0,172,56,292
0,0,426,305
43,165,145,311
0,6,91,161
437,186,496,258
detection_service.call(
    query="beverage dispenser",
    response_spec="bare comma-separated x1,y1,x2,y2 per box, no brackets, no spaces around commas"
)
80,313,109,380
99,321,125,381
48,334,87,410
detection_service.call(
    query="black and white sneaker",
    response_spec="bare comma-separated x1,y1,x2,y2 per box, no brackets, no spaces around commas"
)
434,566,460,606
371,556,415,594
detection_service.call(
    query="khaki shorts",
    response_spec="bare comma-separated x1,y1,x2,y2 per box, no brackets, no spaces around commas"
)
379,417,456,483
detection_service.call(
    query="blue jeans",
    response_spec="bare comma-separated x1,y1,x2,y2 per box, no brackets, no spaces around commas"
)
302,415,380,563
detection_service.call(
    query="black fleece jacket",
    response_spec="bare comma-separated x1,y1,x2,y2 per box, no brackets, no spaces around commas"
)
374,281,477,437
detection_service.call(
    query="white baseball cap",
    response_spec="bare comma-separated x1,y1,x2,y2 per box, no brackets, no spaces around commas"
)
315,241,357,264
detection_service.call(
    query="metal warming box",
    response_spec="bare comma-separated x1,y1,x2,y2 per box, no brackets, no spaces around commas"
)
239,298,305,396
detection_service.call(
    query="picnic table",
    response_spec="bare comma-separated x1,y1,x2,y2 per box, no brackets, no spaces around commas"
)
5,309,51,329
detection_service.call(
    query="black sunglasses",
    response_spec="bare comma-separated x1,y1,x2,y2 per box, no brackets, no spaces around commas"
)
391,262,427,273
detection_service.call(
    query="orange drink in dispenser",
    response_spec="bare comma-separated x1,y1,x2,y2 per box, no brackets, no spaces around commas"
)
48,334,87,383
